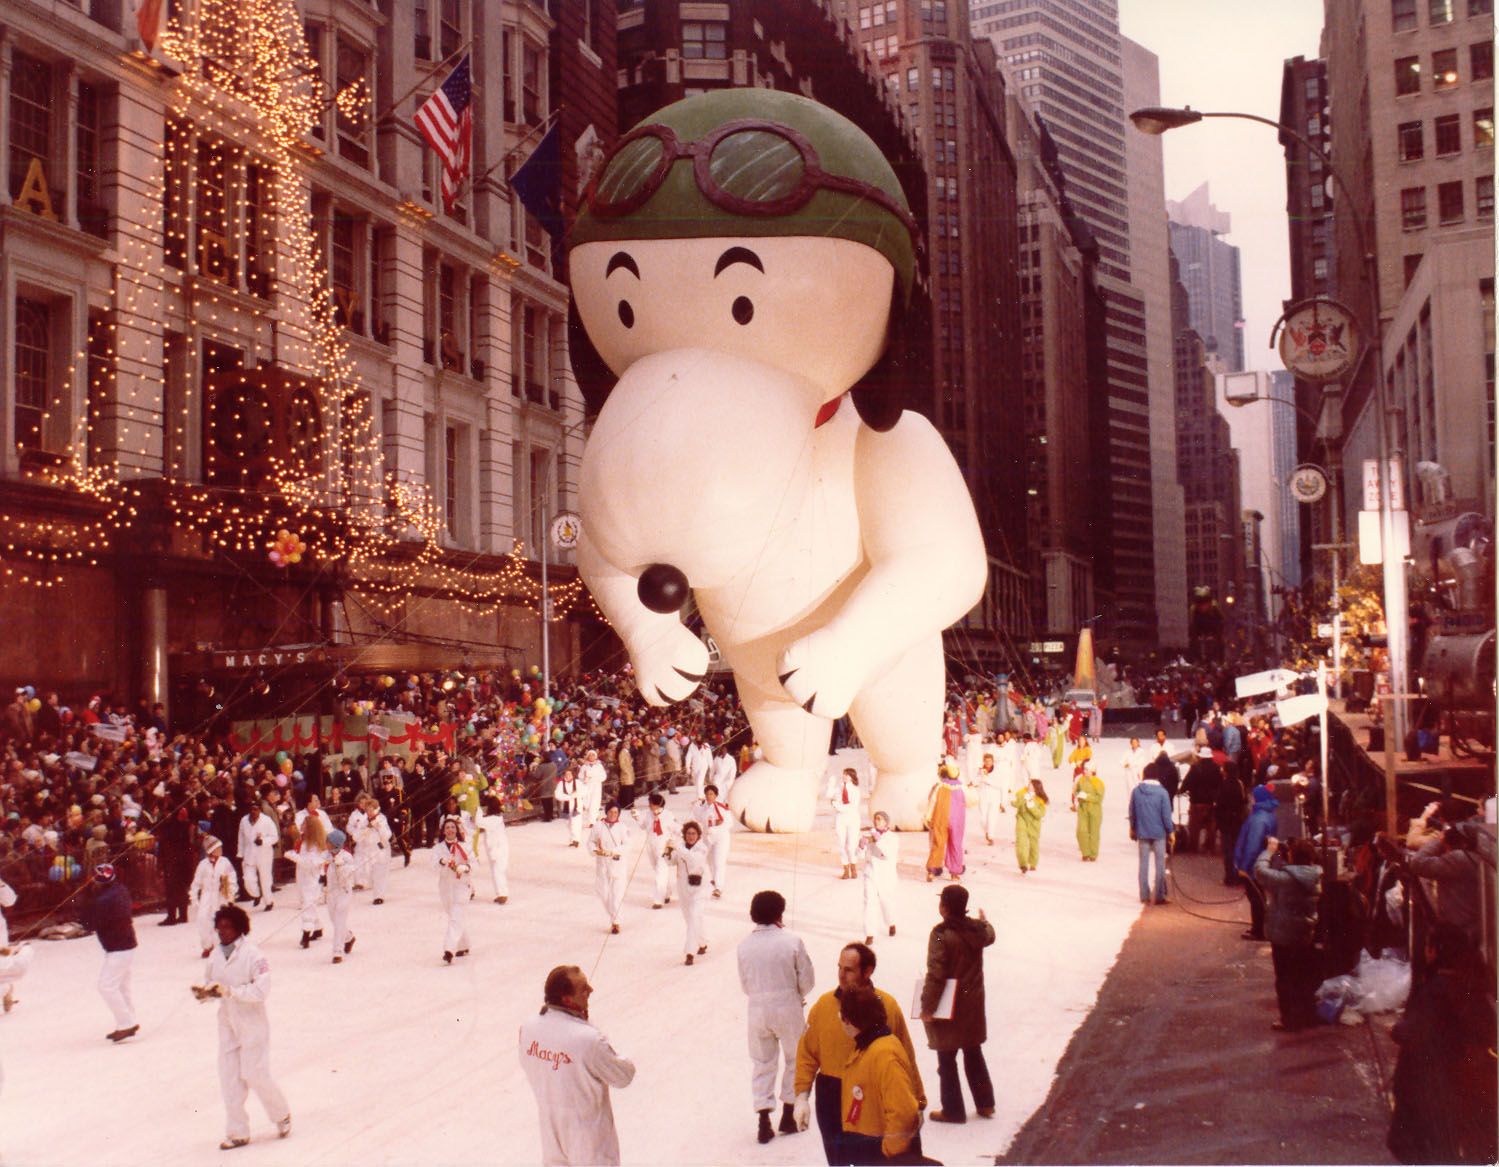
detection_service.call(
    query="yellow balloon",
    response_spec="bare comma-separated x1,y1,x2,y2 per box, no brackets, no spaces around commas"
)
26,698,40,713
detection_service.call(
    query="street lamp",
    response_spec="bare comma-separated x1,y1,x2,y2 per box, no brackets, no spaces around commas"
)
1130,104,1409,740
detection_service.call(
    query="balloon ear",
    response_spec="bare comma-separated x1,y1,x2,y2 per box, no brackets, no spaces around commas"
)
850,285,924,433
567,297,615,416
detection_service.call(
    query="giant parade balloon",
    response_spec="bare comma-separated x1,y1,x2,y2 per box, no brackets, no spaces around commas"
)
567,89,987,832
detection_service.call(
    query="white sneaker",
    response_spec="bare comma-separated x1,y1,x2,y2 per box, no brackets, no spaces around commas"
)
277,1116,291,1139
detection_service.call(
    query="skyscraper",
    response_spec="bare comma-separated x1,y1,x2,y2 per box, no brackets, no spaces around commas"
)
1166,184,1246,373
975,0,1165,651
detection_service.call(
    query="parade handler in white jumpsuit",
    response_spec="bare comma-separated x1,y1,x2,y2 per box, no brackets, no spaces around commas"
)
665,821,712,964
577,750,606,830
190,836,238,960
829,768,864,880
433,816,472,964
632,793,680,908
859,811,900,943
976,749,1006,846
692,784,734,898
349,795,393,903
475,790,510,904
737,889,816,1144
589,805,633,934
237,806,278,911
324,830,357,964
194,904,291,1151
519,965,636,1167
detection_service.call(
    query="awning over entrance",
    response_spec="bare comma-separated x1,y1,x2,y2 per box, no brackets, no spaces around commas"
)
172,642,519,676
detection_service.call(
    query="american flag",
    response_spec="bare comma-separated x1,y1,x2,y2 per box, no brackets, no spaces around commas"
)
414,55,472,211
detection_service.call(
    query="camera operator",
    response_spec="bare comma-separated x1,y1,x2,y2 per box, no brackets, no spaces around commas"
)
1377,799,1483,948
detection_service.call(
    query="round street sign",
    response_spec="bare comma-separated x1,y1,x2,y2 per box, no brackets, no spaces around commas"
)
550,511,582,551
1289,464,1328,504
1277,298,1359,384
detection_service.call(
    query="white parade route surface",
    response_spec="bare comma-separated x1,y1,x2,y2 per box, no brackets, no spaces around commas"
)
1,737,1185,1165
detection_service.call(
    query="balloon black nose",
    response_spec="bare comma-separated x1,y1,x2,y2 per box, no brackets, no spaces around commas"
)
638,563,691,613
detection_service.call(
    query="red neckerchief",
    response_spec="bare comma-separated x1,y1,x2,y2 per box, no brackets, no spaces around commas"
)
841,781,850,805
814,396,842,428
446,841,468,864
653,815,663,836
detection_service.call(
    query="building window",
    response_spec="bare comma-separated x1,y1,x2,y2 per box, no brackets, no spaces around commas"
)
14,298,52,452
440,0,462,59
682,20,727,59
1474,41,1495,80
304,23,327,140
245,162,272,297
1438,179,1465,222
1435,113,1462,154
1398,120,1424,161
1475,107,1495,147
331,210,361,331
1433,48,1459,88
336,39,370,168
1478,174,1495,218
75,81,107,238
414,0,431,59
522,40,545,123
907,66,919,90
1393,0,1418,29
196,140,236,283
1401,185,1428,228
1429,0,1455,21
439,262,462,370
1473,0,1494,12
370,226,393,344
1395,55,1422,94
1313,257,1328,281
445,424,460,540
9,53,54,211
85,309,114,469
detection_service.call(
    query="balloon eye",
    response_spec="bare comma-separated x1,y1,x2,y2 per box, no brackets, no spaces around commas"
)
618,300,635,328
732,296,754,325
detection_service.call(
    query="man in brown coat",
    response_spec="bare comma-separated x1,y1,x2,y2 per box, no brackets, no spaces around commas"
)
919,883,996,1123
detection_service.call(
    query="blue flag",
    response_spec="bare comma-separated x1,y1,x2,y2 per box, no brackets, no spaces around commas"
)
511,123,564,239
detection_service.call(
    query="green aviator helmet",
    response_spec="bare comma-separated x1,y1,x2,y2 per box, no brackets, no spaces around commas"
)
568,88,918,303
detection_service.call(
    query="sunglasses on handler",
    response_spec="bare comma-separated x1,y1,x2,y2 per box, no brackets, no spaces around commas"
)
585,118,921,243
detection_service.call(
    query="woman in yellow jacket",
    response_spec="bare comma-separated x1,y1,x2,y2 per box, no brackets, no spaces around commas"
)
837,986,925,1165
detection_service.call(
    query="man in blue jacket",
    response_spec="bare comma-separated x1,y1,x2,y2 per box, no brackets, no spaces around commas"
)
1233,784,1279,941
83,863,138,1042
1128,769,1174,905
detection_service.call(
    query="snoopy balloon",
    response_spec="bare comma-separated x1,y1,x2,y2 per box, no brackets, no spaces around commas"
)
568,89,986,832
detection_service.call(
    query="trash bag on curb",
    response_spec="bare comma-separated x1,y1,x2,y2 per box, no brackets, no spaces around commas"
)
1352,948,1410,1015
1315,973,1361,1023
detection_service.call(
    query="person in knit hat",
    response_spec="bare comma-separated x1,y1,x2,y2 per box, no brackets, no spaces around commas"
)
189,835,238,960
83,863,138,1042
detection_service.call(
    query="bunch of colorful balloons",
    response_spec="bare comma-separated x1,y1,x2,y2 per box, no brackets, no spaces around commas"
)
267,529,307,567
48,855,82,882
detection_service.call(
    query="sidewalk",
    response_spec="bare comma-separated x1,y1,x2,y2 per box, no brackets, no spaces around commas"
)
999,850,1398,1166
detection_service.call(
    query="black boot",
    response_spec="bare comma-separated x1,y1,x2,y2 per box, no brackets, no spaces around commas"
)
778,1102,798,1134
300,931,311,949
757,1110,774,1144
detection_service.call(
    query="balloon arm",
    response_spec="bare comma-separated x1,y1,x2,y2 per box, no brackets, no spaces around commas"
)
776,416,985,719
841,416,986,648
577,536,709,705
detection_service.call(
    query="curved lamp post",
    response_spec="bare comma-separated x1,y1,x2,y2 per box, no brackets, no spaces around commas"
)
1129,105,1408,741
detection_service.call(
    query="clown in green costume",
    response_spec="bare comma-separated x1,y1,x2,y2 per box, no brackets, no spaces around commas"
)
1071,767,1105,861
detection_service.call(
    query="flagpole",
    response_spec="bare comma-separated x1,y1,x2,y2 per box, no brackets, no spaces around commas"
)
373,40,474,127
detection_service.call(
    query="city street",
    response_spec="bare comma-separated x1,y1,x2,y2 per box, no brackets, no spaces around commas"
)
2,741,1178,1165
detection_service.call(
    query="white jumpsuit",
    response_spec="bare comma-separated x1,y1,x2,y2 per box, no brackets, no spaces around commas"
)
829,775,863,866
288,844,327,933
557,777,582,845
325,849,356,959
0,943,32,1096
0,875,15,946
692,799,733,893
475,810,510,900
860,826,900,937
736,924,815,1113
237,814,278,906
190,856,239,952
976,758,1006,843
589,818,633,928
349,809,392,899
205,938,290,1142
577,761,606,829
518,1005,636,1167
713,752,738,798
687,741,712,801
434,841,472,954
669,839,711,956
634,808,679,906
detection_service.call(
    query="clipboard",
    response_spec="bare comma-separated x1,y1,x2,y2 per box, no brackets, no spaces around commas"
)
911,977,957,1020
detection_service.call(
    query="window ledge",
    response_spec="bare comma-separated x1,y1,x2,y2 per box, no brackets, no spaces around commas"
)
578,40,603,70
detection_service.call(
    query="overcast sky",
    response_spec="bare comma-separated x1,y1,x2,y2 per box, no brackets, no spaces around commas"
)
1118,1,1326,373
